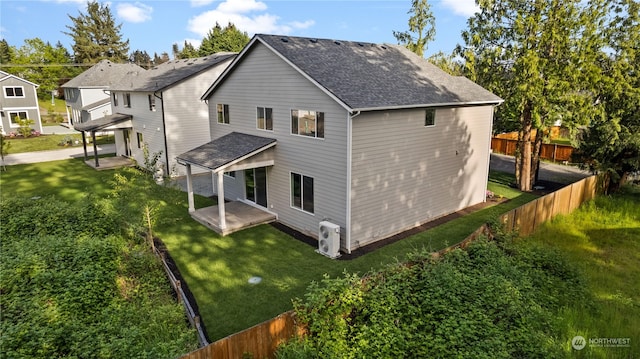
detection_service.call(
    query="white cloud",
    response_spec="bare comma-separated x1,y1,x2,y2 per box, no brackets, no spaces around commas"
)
117,2,153,23
441,0,480,17
190,0,216,7
188,0,313,37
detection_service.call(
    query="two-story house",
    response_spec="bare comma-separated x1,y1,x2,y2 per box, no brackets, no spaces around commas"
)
0,70,43,134
74,54,236,175
62,60,144,125
177,34,503,255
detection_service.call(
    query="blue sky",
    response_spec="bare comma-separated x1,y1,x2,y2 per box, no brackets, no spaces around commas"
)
0,0,479,59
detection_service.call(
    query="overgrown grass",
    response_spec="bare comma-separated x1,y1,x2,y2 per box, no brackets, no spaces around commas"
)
4,133,114,154
0,159,538,341
521,186,640,358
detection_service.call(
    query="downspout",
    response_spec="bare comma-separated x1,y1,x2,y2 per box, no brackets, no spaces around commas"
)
156,91,170,177
345,110,360,254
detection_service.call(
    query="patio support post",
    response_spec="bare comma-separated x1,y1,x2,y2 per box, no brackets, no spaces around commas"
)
81,131,88,161
92,131,99,167
216,171,226,230
186,164,195,213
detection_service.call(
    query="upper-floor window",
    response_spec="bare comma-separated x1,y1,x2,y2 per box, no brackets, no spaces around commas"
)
217,104,229,124
112,93,118,106
8,111,27,126
257,107,273,131
291,110,324,138
4,86,25,98
124,93,131,108
148,94,156,111
425,109,436,127
136,132,143,149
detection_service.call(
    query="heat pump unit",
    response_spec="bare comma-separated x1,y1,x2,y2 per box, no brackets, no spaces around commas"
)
317,221,341,259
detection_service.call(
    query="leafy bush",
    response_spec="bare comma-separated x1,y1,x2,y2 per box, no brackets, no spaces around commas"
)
278,237,588,358
0,196,198,358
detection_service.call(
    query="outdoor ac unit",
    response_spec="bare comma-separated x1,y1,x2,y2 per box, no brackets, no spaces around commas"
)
317,221,341,259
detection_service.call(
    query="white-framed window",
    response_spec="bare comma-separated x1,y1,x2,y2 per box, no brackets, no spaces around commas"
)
217,104,229,124
291,172,314,214
291,109,324,138
425,109,436,127
4,86,25,98
148,94,156,111
8,111,28,126
257,107,273,131
136,132,143,149
124,93,131,108
112,92,118,107
224,171,236,178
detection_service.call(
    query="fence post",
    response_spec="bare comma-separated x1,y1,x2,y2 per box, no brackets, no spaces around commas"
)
176,281,182,304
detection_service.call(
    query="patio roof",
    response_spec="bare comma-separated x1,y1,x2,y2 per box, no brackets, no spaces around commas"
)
177,132,277,172
73,113,133,132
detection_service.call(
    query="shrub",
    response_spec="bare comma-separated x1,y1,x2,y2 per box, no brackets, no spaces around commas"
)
278,237,587,358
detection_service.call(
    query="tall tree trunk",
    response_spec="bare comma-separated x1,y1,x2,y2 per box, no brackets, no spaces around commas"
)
518,102,533,192
530,128,544,188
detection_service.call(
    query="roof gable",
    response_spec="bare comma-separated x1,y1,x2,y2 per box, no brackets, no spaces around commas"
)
61,60,144,88
0,70,39,88
202,34,502,111
109,53,236,92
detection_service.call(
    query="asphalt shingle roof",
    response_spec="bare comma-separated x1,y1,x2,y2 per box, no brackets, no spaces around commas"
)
61,60,144,88
176,132,276,171
73,113,132,132
206,34,502,111
108,53,236,92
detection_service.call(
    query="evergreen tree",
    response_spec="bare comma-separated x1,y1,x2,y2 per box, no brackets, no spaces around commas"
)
198,22,249,56
153,52,170,65
393,0,436,57
130,49,152,69
457,0,606,191
173,41,198,59
64,1,129,63
574,0,640,192
0,39,13,64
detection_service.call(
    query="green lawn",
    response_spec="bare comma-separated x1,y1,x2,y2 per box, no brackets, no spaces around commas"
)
521,186,640,358
3,133,114,154
0,159,538,341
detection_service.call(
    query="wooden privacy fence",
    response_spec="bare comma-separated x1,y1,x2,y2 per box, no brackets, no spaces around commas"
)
498,175,598,236
491,137,574,162
179,311,304,359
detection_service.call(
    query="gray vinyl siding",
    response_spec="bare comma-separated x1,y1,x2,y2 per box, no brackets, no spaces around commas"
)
350,106,493,249
163,59,232,177
207,43,349,241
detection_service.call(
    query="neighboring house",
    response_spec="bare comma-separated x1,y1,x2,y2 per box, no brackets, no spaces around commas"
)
62,60,144,125
85,53,236,176
0,70,43,135
178,34,503,254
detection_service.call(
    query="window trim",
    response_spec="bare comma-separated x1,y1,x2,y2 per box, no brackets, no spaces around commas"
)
290,109,324,139
256,106,273,131
217,103,230,124
425,108,436,127
224,171,236,178
123,93,131,108
8,111,28,127
136,132,143,149
4,86,25,98
290,171,315,215
112,92,118,107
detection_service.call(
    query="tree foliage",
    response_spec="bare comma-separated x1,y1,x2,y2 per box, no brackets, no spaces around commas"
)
393,0,435,57
5,38,80,98
574,0,640,192
277,237,587,358
173,40,198,60
64,1,129,64
198,22,249,56
457,0,605,191
130,49,152,69
0,39,13,64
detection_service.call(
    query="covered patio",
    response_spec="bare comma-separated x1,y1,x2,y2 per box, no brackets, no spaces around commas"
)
176,132,277,236
74,113,133,169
